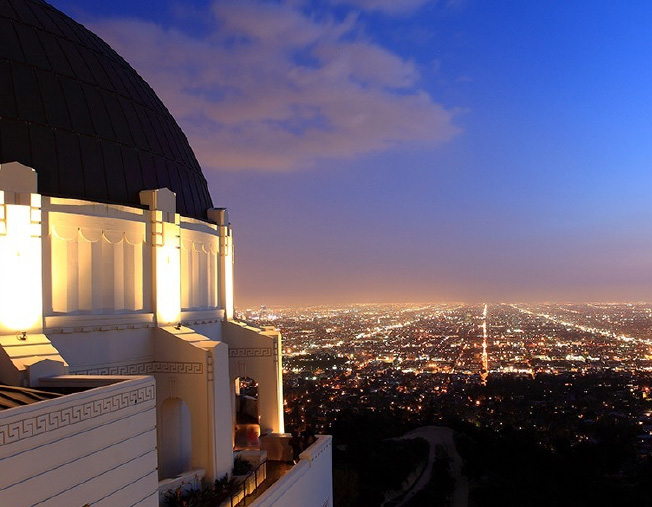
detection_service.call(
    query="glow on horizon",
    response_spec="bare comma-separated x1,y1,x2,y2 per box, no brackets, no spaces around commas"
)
50,0,652,306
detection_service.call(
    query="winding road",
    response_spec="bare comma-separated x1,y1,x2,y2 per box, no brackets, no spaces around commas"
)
393,426,468,507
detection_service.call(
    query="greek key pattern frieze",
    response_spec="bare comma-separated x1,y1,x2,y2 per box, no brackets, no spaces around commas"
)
72,361,203,376
228,348,274,358
0,384,155,446
73,362,152,376
151,362,203,374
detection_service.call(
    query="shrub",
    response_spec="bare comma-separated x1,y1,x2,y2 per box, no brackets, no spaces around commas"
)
164,475,237,507
232,456,253,475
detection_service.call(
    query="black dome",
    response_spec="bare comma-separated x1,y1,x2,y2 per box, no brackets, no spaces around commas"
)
0,0,214,219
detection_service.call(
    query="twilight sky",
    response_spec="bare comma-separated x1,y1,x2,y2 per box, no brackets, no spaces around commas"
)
52,0,652,306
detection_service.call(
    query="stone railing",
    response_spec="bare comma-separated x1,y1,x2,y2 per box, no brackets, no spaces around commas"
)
0,375,158,507
250,435,333,507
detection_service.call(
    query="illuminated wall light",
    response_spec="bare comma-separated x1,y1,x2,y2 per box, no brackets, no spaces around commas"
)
0,204,42,332
223,235,234,320
156,223,181,325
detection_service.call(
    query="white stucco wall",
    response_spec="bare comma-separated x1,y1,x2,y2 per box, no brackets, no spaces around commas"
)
251,435,333,507
210,339,235,478
153,326,234,481
43,198,152,317
42,195,224,327
0,376,158,507
222,321,284,435
48,326,155,373
0,179,325,505
179,218,219,312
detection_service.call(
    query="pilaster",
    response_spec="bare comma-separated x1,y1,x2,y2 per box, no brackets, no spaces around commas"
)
208,208,234,320
141,189,181,326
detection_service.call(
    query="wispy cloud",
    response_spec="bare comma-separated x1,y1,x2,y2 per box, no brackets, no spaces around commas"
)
329,0,433,15
91,0,458,171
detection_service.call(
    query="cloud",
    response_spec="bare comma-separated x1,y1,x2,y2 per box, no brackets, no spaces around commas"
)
329,0,433,15
90,1,458,171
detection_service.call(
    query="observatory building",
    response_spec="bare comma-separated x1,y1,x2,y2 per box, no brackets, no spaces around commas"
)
0,0,332,505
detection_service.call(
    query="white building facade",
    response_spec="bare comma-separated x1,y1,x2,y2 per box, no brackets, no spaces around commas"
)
0,1,332,505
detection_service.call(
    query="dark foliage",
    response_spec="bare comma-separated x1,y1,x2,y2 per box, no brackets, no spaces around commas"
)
332,409,428,507
455,420,652,507
232,457,253,476
163,475,236,507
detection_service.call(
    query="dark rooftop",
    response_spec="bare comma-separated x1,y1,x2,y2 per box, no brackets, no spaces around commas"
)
0,383,62,410
0,0,214,219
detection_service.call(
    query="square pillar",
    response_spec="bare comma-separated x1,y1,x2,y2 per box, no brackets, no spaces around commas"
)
0,163,43,334
141,189,181,326
208,208,234,320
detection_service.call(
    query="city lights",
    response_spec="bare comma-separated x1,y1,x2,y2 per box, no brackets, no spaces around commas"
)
238,302,652,467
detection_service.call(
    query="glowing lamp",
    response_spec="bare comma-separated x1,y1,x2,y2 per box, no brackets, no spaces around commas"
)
223,244,234,319
156,225,181,325
0,204,42,332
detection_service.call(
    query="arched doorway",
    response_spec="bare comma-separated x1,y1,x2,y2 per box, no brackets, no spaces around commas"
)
234,377,259,449
158,397,192,479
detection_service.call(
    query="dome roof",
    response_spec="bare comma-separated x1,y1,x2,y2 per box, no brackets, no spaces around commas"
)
0,0,214,219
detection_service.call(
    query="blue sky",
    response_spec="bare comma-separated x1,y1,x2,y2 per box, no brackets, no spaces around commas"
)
51,0,652,305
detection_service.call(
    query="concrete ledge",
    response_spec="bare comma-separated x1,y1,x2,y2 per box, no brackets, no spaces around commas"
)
251,435,333,507
44,312,155,333
180,309,224,324
298,434,332,464
260,433,292,462
38,374,151,390
0,375,158,507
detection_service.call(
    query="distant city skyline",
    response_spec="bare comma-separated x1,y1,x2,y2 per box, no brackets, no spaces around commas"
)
276,300,652,506
52,0,652,306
